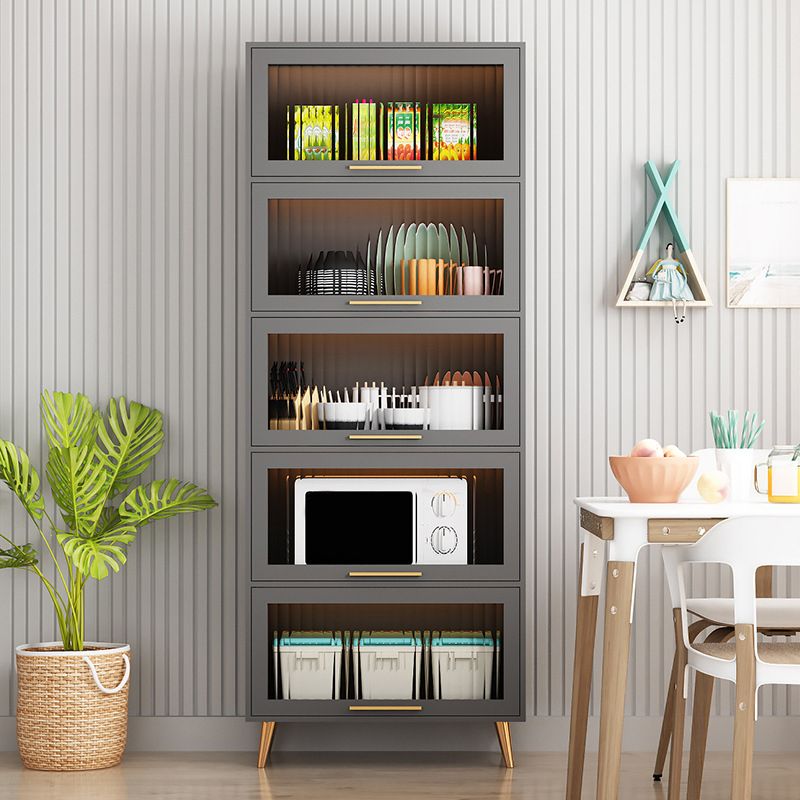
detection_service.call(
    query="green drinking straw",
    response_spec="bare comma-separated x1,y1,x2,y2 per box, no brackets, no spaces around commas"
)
709,410,765,449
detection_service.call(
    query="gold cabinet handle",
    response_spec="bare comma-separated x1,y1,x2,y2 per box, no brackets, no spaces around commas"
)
348,165,422,171
348,434,423,441
348,300,422,306
349,705,423,712
348,571,422,578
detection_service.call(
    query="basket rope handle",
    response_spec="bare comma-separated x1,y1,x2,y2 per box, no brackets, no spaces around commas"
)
82,653,130,694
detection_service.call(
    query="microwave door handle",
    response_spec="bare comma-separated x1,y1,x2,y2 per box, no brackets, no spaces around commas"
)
414,493,418,564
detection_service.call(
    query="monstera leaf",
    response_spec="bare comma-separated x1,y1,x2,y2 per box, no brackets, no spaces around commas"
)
119,480,218,528
0,541,39,569
41,390,99,450
0,440,45,521
95,397,164,497
46,445,110,536
57,526,136,580
96,505,123,533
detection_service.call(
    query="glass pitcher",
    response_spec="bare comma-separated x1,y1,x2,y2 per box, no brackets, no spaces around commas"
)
754,445,800,503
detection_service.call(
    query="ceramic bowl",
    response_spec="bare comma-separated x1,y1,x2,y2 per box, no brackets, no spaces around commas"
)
609,455,699,503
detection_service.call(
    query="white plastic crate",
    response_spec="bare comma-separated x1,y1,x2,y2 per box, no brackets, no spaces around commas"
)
356,631,421,700
277,631,343,700
431,631,495,700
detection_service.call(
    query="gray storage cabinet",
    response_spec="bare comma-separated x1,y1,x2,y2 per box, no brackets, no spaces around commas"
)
244,42,525,761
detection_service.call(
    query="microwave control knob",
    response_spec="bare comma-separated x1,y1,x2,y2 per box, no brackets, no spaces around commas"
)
431,526,458,555
431,491,458,518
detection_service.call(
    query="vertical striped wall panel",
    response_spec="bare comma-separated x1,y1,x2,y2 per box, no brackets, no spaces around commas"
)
0,0,797,727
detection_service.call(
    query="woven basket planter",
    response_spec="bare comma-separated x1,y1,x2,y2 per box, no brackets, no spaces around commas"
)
16,642,131,771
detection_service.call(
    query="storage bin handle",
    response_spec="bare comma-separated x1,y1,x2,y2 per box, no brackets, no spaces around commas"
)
82,653,130,695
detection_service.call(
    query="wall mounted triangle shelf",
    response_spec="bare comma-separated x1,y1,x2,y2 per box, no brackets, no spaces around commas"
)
616,160,711,308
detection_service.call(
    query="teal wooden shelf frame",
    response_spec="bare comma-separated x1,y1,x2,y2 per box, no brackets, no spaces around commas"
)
616,160,711,307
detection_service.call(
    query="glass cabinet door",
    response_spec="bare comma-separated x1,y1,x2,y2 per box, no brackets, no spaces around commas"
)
250,450,520,582
250,316,520,447
251,182,520,313
249,45,521,178
250,585,521,719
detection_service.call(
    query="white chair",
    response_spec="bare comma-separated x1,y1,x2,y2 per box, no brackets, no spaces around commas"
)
662,517,800,800
651,448,790,787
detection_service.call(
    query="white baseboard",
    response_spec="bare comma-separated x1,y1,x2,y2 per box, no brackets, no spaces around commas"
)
2,716,800,753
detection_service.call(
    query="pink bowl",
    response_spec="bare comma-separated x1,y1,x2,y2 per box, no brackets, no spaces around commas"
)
609,456,699,503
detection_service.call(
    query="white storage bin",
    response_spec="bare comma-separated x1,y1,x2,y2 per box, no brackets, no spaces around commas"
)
356,631,421,700
431,631,495,700
277,631,343,700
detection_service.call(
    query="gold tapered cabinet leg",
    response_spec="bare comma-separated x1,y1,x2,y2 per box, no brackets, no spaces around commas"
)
257,721,277,769
495,721,514,769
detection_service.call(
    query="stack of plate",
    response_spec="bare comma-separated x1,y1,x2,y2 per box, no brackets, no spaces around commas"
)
298,250,377,295
368,222,502,296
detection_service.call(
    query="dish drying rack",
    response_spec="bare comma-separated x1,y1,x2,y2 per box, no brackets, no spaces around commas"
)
269,365,503,432
297,222,503,297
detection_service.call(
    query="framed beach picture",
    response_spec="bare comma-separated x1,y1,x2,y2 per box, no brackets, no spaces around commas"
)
727,178,800,308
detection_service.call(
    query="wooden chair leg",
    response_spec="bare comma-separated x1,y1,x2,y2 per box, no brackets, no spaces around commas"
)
653,647,678,781
654,618,715,782
687,672,714,800
731,624,756,800
256,721,277,769
687,627,733,800
667,610,689,800
495,721,514,769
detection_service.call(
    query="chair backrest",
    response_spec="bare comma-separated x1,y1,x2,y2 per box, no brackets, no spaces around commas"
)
662,517,800,637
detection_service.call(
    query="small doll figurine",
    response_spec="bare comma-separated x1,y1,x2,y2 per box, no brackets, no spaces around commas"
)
647,243,694,322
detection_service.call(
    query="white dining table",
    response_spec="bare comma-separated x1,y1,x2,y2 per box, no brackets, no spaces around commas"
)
566,496,800,800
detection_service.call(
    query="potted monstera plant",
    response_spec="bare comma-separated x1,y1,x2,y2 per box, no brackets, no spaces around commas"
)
0,391,216,771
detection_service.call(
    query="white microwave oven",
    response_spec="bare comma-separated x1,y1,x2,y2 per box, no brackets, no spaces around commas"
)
293,477,468,565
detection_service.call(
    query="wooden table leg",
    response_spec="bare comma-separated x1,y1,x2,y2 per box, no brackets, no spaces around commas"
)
667,610,688,800
495,721,514,768
256,721,277,769
596,560,635,800
566,546,600,800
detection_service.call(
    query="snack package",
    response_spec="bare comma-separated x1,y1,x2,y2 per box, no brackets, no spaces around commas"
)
440,104,464,160
387,103,395,159
378,102,383,160
414,101,421,160
359,99,369,159
334,105,340,160
344,102,350,159
431,104,440,160
368,100,377,160
294,105,335,160
292,105,301,160
460,104,470,161
394,102,414,161
301,106,311,159
471,102,477,160
351,101,360,159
